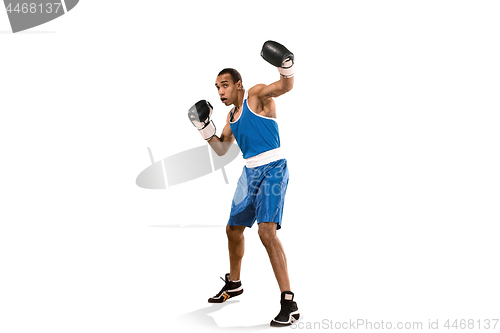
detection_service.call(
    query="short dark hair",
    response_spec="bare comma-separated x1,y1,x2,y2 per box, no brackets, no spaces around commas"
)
217,68,243,88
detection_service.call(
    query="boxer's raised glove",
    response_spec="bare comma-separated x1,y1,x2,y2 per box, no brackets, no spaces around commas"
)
261,40,295,78
188,100,216,140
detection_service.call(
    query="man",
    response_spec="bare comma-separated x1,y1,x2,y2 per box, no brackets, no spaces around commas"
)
188,41,299,327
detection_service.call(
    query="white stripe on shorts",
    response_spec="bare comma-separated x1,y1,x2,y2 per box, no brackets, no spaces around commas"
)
245,147,284,168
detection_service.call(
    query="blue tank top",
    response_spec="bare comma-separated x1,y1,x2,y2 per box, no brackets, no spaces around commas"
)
230,91,281,159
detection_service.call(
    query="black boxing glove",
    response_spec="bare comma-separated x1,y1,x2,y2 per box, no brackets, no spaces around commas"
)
261,40,295,78
188,100,216,140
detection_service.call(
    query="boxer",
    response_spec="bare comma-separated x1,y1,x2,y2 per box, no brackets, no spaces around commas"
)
188,41,299,327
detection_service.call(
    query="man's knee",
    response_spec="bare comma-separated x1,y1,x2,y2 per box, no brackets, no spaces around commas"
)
226,225,245,242
258,222,277,245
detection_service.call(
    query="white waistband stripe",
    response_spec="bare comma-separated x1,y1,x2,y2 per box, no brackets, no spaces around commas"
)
245,147,284,168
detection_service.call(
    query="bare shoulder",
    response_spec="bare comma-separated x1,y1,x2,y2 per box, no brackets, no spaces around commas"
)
248,84,266,95
248,84,273,106
248,84,268,100
247,85,276,116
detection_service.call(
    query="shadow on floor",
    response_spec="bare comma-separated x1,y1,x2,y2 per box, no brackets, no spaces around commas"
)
172,300,270,332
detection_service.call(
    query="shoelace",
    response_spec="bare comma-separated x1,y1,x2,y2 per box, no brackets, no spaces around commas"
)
214,276,230,297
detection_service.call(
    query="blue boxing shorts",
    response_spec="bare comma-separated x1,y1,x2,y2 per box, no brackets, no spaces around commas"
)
228,158,289,230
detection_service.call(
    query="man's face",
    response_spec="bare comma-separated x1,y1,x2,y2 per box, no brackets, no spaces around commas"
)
215,74,240,106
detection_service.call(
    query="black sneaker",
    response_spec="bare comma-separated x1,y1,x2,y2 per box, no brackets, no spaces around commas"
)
208,273,243,303
270,291,300,327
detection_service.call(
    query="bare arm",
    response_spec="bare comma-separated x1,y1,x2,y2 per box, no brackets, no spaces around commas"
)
258,40,295,100
208,111,235,156
254,75,294,101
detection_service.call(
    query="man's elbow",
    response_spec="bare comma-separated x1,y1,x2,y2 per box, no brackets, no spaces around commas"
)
214,149,226,156
209,140,230,156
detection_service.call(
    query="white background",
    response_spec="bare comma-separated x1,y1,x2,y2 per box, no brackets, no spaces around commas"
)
1,1,499,332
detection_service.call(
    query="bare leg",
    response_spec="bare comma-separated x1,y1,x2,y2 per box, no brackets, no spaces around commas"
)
258,222,291,292
226,225,246,281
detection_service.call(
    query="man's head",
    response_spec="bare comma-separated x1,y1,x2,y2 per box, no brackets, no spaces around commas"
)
215,68,243,106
